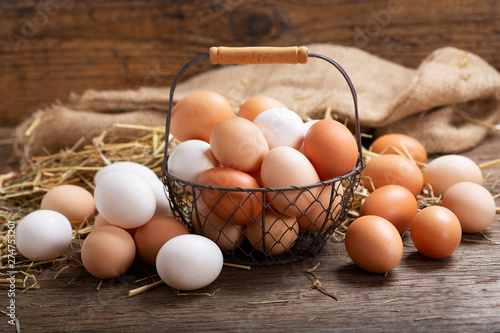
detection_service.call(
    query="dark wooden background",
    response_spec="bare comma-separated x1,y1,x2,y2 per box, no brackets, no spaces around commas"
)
1,0,500,126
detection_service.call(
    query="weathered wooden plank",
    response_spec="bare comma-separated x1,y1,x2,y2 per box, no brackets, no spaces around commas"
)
1,0,500,126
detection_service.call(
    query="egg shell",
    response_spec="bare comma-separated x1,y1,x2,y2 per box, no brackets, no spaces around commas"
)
246,210,299,255
369,133,427,167
359,185,418,234
156,234,224,291
237,96,286,122
297,184,344,233
40,184,95,228
410,206,462,259
361,154,423,196
422,155,483,197
94,170,156,229
261,146,320,216
94,213,137,237
197,167,262,225
442,182,496,233
299,120,319,153
303,119,359,180
81,225,136,279
167,140,219,184
345,215,403,273
95,162,172,217
192,198,246,251
15,210,73,261
170,91,233,142
210,116,269,173
252,107,305,150
134,216,190,266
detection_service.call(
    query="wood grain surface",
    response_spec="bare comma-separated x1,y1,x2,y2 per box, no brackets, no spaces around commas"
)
0,131,499,332
2,0,500,126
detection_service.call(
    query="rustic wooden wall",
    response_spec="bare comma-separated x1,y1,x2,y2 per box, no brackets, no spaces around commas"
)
1,0,499,126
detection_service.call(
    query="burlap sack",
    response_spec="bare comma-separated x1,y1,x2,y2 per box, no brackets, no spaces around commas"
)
15,44,500,160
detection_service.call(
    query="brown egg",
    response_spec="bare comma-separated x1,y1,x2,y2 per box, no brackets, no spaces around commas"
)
359,185,418,234
170,91,233,142
81,226,136,279
298,184,344,232
198,167,262,225
134,216,190,265
210,116,269,173
345,215,403,273
40,184,95,228
246,210,299,255
422,154,483,197
370,134,427,167
361,154,423,196
442,182,496,233
303,119,358,180
260,146,320,216
94,213,137,237
238,96,286,122
192,198,246,251
410,206,462,259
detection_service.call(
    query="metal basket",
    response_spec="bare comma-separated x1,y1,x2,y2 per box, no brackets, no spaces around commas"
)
161,46,364,266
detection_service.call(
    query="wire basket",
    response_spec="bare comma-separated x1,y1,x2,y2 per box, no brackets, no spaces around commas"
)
161,46,364,266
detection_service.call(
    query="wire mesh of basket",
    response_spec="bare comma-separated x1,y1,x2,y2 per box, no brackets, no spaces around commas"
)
161,46,364,266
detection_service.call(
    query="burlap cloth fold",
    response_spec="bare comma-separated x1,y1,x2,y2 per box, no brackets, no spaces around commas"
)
14,44,500,161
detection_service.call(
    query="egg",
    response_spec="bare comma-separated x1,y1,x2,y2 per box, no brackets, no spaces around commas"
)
237,96,286,122
410,206,462,259
156,234,224,290
95,162,172,217
359,185,418,234
369,133,427,167
15,210,73,261
303,119,358,180
192,198,246,251
170,91,233,142
422,155,483,197
252,107,305,150
361,154,423,196
442,182,496,233
40,184,95,228
344,215,403,273
297,184,344,232
94,213,137,237
210,116,269,173
167,140,219,184
134,216,190,265
299,120,319,153
246,210,299,255
94,170,156,229
260,146,320,216
81,225,136,279
197,167,261,225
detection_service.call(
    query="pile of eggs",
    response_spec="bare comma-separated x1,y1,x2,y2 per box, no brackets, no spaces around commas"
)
167,91,359,255
13,90,498,290
15,162,224,291
346,133,497,273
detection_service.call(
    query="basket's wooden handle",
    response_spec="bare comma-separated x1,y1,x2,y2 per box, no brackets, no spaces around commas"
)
209,46,308,65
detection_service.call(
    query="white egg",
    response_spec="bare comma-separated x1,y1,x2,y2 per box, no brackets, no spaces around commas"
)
300,119,319,153
167,140,219,183
15,210,73,261
95,161,171,217
156,234,224,291
94,170,156,229
253,107,305,150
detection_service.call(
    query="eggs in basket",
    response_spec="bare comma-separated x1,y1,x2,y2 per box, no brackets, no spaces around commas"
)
164,91,363,265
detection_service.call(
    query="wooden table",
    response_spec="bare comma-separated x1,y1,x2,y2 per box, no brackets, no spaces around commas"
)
1,131,499,332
